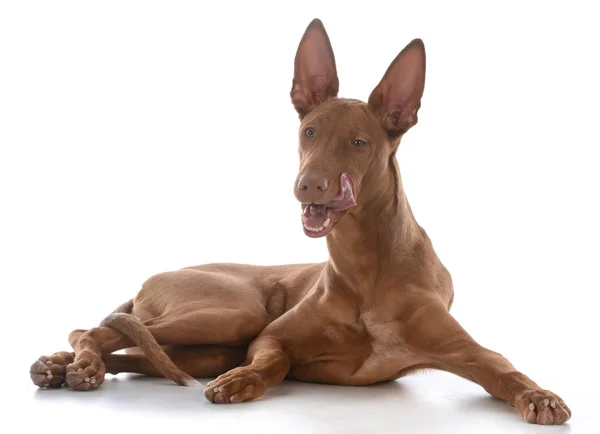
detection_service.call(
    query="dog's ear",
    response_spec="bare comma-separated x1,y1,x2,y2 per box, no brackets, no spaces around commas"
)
291,19,339,119
368,39,426,137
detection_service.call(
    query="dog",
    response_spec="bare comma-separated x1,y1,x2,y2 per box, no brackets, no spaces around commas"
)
30,19,570,425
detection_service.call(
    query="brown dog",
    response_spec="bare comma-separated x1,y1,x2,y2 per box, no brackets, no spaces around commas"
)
30,19,570,425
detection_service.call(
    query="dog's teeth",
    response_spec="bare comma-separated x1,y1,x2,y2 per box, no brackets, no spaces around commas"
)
323,218,331,227
303,222,327,232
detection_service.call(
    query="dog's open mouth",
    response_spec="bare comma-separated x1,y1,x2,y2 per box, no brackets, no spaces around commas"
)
301,173,357,238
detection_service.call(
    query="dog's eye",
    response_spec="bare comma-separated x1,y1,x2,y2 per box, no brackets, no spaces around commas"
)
352,139,366,147
305,128,315,138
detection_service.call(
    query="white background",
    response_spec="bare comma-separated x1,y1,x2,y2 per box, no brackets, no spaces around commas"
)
1,1,598,432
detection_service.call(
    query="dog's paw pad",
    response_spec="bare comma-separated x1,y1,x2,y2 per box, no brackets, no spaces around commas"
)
30,351,74,388
516,389,571,425
66,356,105,391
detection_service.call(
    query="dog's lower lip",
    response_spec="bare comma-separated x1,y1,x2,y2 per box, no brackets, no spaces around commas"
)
303,217,331,232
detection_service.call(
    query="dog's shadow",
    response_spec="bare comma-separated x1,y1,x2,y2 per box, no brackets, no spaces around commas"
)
32,373,571,431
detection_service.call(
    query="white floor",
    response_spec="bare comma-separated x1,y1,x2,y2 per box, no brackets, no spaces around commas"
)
12,369,591,433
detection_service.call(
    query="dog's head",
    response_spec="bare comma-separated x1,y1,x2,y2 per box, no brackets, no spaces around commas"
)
291,19,426,238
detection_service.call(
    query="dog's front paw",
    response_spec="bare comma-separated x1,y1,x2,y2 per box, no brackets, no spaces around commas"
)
515,389,571,425
204,367,267,403
30,351,75,388
65,350,105,391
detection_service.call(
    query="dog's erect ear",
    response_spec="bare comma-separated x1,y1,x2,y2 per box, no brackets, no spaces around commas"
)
291,19,339,119
368,39,426,137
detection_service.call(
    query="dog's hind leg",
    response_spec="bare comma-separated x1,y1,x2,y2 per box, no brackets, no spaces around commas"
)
30,299,138,389
104,345,247,378
64,312,219,390
63,325,138,390
31,284,272,391
30,327,131,391
60,306,269,391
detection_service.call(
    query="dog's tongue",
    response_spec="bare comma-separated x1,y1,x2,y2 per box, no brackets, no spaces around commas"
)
327,173,357,211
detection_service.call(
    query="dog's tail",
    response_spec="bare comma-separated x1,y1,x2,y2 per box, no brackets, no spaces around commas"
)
100,300,201,387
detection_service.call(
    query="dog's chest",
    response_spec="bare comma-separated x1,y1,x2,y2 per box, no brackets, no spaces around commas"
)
288,308,421,385
349,312,418,383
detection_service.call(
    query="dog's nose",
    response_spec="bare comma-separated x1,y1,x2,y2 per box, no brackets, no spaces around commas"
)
296,174,329,202
298,174,329,192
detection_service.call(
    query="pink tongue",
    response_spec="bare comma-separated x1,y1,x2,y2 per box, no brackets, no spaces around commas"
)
327,173,357,211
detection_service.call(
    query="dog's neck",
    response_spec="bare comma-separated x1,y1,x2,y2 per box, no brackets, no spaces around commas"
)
325,156,423,296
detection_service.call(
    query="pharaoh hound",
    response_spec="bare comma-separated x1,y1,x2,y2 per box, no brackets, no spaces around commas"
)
30,19,570,425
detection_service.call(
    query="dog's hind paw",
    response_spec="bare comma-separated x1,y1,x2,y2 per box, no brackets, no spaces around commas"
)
65,351,105,391
30,351,75,388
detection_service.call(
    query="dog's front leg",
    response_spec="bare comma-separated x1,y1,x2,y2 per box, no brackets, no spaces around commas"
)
403,296,571,425
204,335,290,404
